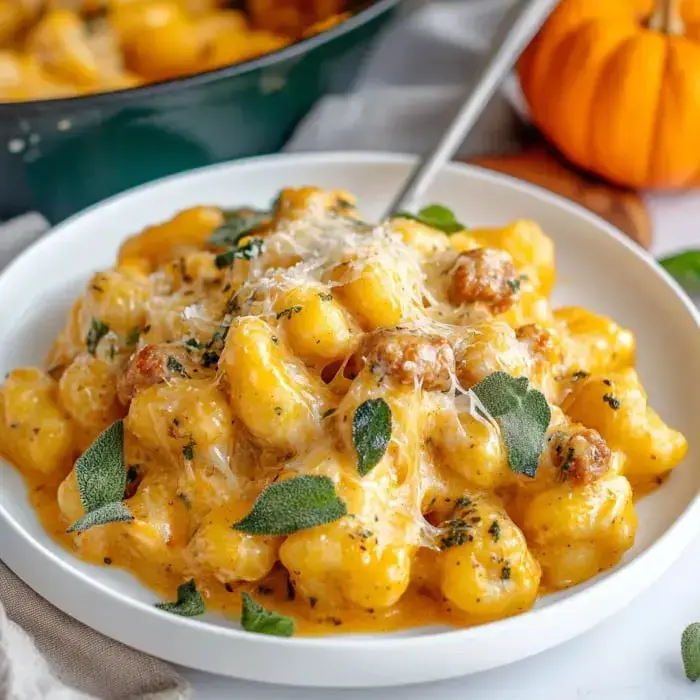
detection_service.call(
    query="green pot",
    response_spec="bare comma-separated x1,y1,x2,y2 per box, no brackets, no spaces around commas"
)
0,0,398,224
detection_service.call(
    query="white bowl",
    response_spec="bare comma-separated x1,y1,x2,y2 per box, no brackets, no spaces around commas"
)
1,153,699,688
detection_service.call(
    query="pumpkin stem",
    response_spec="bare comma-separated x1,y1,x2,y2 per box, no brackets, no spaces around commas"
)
647,0,684,34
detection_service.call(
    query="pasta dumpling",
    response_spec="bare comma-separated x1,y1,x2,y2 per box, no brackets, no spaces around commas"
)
0,2,353,102
562,369,687,478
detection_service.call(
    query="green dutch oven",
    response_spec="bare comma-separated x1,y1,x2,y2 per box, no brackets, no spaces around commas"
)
0,0,398,224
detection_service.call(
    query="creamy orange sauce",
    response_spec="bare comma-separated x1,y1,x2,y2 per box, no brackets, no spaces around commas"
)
18,459,665,634
21,464,460,634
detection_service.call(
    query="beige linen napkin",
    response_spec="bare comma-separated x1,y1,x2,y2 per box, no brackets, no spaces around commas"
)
0,562,190,700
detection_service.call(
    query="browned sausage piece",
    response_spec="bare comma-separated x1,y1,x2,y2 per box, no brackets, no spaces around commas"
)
117,344,170,405
360,327,455,391
547,427,611,485
448,248,520,314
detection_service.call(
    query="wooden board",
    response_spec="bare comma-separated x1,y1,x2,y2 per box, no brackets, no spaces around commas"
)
467,145,652,250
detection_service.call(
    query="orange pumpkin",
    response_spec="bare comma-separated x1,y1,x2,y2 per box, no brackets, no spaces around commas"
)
519,0,700,189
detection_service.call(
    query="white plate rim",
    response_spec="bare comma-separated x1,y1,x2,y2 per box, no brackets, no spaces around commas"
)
1,151,699,680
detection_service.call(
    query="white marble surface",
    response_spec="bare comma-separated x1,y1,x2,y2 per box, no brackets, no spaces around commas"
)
178,196,700,699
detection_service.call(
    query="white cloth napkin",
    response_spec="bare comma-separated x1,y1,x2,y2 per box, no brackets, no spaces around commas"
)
0,563,189,700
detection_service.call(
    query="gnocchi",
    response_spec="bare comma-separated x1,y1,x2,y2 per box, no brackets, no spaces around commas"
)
0,1,351,102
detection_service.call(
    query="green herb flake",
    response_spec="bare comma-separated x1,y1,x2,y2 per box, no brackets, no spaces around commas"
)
236,237,265,261
67,420,133,533
317,292,333,302
167,356,190,378
455,496,472,509
393,204,465,235
125,327,141,347
560,446,575,476
205,324,230,360
182,439,196,461
215,248,235,269
439,518,473,550
156,579,206,617
659,251,700,296
507,278,521,293
488,520,501,542
233,475,347,536
240,592,295,637
212,326,230,344
683,623,700,681
185,338,203,349
602,393,621,410
86,319,109,355
335,197,354,210
209,209,269,247
215,238,265,268
352,398,392,477
276,305,303,321
471,372,551,478
501,564,512,581
571,370,590,381
201,351,220,368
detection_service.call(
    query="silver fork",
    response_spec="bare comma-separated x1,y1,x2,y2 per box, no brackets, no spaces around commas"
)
384,0,559,217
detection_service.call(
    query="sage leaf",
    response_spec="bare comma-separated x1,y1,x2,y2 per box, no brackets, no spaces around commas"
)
76,420,126,510
209,209,269,247
659,250,700,296
233,475,347,535
67,502,133,533
156,579,206,617
683,623,700,682
394,204,465,235
68,420,133,532
471,372,551,478
86,318,109,355
240,592,295,637
215,238,265,268
352,398,392,476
